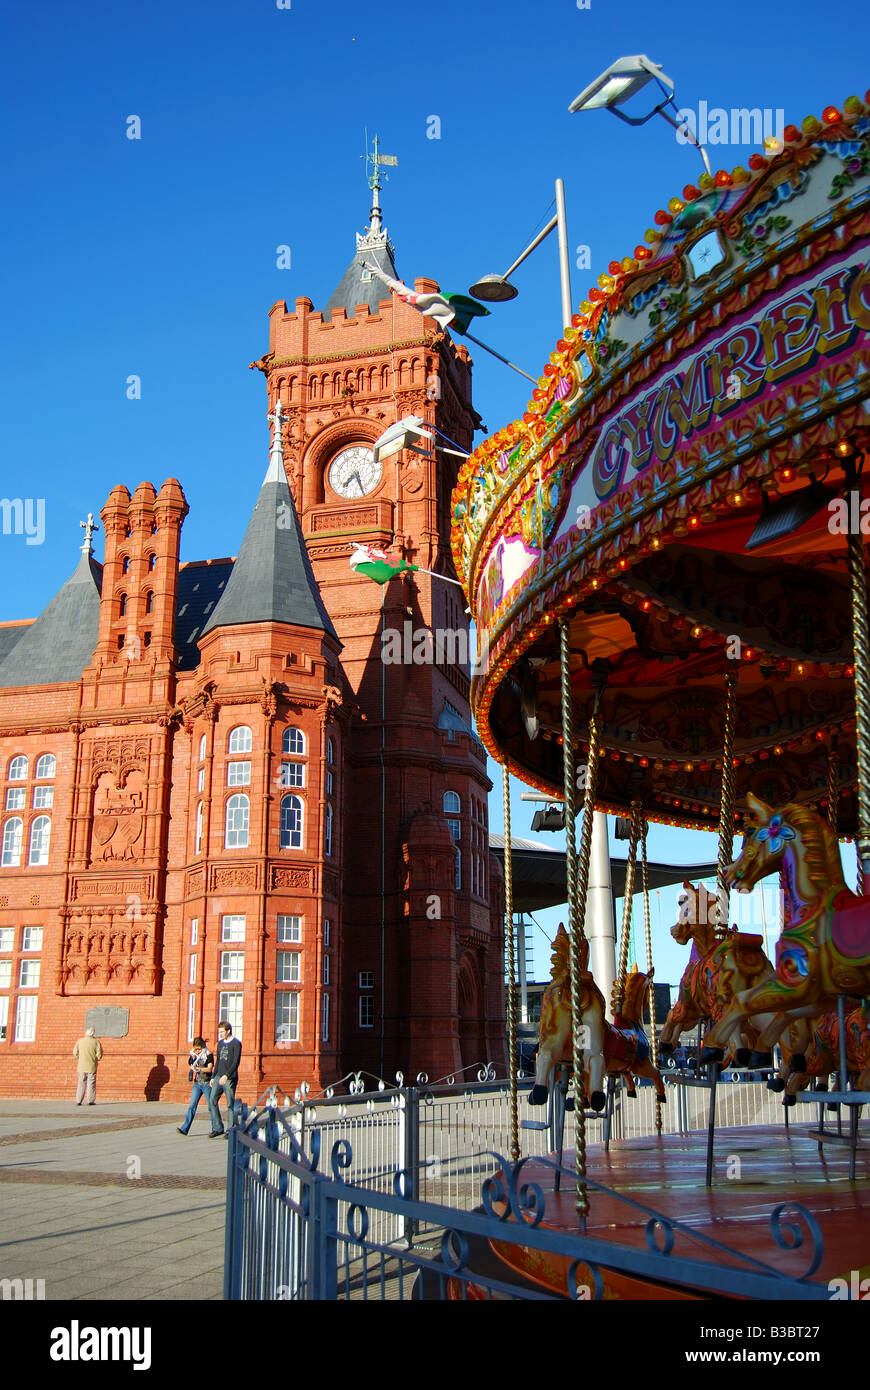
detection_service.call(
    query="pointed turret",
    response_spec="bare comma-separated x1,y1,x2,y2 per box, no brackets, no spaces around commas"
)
0,534,102,688
202,402,339,642
322,134,399,321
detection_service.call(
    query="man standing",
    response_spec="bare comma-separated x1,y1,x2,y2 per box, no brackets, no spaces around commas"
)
73,1026,103,1106
208,1021,241,1137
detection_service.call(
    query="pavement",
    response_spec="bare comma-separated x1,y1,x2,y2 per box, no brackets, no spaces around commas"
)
0,1098,230,1301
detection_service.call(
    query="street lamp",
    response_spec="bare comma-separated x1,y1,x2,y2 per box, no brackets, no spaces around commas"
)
372,416,470,465
570,54,711,178
469,178,574,332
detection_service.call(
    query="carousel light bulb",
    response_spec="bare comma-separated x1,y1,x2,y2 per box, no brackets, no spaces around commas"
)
651,537,661,549
641,600,652,611
691,625,702,637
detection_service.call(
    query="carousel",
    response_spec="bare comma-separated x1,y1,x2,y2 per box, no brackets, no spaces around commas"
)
450,92,870,1298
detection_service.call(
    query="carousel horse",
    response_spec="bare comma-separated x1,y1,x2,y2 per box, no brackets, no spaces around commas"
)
658,882,777,1064
771,1003,870,1100
705,794,870,1058
529,925,666,1111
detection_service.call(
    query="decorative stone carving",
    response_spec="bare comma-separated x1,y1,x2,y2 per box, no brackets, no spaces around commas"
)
210,865,258,891
270,866,312,891
89,769,145,863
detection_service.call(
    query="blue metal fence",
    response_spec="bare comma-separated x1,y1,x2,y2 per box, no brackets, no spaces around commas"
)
223,1099,832,1302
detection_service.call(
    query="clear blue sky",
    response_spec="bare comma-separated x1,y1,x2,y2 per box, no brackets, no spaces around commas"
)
2,0,863,984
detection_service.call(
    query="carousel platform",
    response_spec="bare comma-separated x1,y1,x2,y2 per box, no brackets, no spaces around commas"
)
477,1125,870,1299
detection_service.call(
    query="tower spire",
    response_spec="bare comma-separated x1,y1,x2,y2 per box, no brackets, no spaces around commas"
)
265,398,285,482
80,512,99,555
358,132,397,252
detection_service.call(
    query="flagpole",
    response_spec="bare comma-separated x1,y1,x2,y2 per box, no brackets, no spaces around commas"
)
461,331,537,384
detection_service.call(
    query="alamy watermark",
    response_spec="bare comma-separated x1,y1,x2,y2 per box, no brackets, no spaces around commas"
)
381,622,489,675
0,498,45,546
0,1276,45,1300
675,103,785,148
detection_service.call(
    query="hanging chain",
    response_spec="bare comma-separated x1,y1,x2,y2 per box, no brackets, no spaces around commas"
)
502,761,519,1163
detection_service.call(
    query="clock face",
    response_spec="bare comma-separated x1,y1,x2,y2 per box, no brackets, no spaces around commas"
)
327,445,381,499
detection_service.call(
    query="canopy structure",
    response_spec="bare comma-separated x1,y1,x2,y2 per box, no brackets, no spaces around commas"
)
452,96,870,834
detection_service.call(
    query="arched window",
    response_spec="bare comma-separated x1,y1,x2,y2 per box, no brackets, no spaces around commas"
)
228,726,253,754
149,554,157,571
282,728,304,756
443,791,460,815
198,735,206,761
35,755,56,780
280,795,303,849
381,365,390,390
325,803,333,857
7,756,27,782
119,594,127,617
327,738,334,764
225,795,249,848
1,817,23,866
145,591,154,614
28,816,51,866
309,378,317,400
195,803,203,855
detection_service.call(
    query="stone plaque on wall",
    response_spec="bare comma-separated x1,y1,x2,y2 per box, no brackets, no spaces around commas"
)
85,1006,130,1038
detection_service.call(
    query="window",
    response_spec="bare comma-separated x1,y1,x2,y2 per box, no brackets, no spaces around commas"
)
197,768,204,793
325,769,333,795
282,728,304,756
195,802,203,855
276,951,300,983
189,954,197,985
145,591,154,614
321,993,329,1043
227,761,251,787
15,996,37,1041
122,557,130,574
19,960,40,988
33,787,53,810
445,817,460,843
228,726,253,754
198,735,206,761
280,795,303,850
190,918,198,946
221,914,245,943
0,928,13,952
359,996,375,1028
2,818,23,867
323,919,331,947
28,817,51,866
218,992,243,1042
327,737,334,764
149,553,157,571
21,927,42,952
5,789,24,811
220,952,244,983
325,804,333,857
275,992,298,1044
455,847,462,892
280,762,304,788
443,790,461,815
119,594,127,617
359,971,374,990
187,994,196,1043
225,794,249,848
0,961,10,988
7,757,27,782
0,996,7,1041
323,956,330,985
277,915,301,943
34,755,56,780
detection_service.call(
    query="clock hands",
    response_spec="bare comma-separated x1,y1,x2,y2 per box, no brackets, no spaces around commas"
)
348,471,364,495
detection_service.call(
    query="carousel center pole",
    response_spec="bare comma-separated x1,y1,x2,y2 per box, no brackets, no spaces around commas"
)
502,761,520,1163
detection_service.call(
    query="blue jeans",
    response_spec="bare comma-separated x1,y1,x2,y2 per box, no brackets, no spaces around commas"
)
208,1078,236,1133
179,1081,211,1133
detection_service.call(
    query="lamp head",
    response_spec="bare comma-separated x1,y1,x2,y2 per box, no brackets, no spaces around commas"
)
467,273,519,302
569,54,673,115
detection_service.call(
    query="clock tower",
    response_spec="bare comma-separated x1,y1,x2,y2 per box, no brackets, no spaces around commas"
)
251,177,506,1081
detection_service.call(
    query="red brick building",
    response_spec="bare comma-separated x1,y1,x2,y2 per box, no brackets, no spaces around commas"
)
0,198,506,1102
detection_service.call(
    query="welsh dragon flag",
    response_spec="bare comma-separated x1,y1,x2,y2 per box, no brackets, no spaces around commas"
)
350,543,418,586
361,262,489,335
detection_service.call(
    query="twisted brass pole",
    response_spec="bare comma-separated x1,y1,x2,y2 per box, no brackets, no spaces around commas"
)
827,733,839,836
848,530,870,886
502,761,519,1163
716,671,738,932
641,824,662,1133
612,799,642,1019
560,621,603,1225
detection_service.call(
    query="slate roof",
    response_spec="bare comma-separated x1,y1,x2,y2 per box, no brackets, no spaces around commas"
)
322,238,398,322
175,560,234,669
0,623,31,666
0,551,102,688
201,456,339,643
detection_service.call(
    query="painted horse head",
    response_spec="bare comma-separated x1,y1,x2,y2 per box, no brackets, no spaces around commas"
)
618,965,653,1028
727,794,843,901
670,880,720,950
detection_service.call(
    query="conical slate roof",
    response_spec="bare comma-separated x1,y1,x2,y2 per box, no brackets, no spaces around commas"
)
202,448,339,643
0,549,102,687
322,237,398,322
